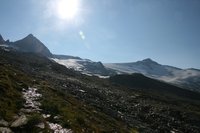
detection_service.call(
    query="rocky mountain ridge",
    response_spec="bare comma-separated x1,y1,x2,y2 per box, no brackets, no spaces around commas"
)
11,34,52,57
1,34,200,92
0,34,5,44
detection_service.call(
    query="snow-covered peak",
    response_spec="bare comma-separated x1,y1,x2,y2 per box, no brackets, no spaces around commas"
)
104,60,200,92
105,58,171,77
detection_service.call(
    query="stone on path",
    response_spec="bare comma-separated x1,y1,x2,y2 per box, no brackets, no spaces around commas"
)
0,119,9,127
0,127,13,133
11,115,28,127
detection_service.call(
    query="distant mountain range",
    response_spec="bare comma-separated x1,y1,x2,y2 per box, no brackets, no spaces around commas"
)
1,34,200,92
105,59,200,92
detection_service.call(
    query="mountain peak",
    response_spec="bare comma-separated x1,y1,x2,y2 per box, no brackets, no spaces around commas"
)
140,58,158,64
27,34,34,38
0,34,5,44
24,34,35,40
13,34,52,57
142,58,154,62
135,58,159,65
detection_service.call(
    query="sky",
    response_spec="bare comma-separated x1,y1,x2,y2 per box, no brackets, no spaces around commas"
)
0,0,200,69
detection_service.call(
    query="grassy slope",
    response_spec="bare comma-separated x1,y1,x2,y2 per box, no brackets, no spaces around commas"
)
0,50,130,132
1,50,200,132
0,64,27,121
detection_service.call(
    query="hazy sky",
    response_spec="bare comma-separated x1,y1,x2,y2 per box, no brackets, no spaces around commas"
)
0,0,200,68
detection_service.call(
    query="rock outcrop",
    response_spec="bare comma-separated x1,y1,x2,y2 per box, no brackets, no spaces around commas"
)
12,34,52,57
0,127,13,133
0,34,5,44
11,115,28,128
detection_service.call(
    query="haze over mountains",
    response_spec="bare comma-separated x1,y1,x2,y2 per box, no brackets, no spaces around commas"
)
1,34,200,92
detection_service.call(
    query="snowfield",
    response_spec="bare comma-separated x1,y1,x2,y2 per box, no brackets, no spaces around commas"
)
104,59,200,92
52,57,200,92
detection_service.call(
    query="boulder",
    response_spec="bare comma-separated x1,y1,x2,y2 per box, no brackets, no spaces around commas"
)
0,127,13,133
35,122,45,129
11,115,28,127
0,119,9,127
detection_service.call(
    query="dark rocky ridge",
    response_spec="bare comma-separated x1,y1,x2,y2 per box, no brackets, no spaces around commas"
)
110,73,200,101
12,34,52,57
1,34,114,76
0,34,5,44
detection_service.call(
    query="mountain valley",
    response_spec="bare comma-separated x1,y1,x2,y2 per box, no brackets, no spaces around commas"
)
0,34,200,133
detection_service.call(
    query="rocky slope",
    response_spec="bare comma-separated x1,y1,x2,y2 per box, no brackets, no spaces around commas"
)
1,44,200,132
0,49,129,132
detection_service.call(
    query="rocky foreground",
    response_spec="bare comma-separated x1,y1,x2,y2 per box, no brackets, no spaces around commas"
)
0,87,72,133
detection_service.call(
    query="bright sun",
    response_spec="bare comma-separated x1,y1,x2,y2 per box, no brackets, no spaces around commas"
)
56,0,79,20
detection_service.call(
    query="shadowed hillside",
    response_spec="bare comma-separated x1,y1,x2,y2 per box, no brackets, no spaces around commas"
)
0,48,200,132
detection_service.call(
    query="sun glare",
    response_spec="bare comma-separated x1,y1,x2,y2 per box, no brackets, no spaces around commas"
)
56,0,79,20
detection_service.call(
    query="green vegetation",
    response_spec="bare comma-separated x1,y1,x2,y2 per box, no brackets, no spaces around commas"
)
0,65,26,121
21,113,48,133
26,113,43,128
39,83,129,133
